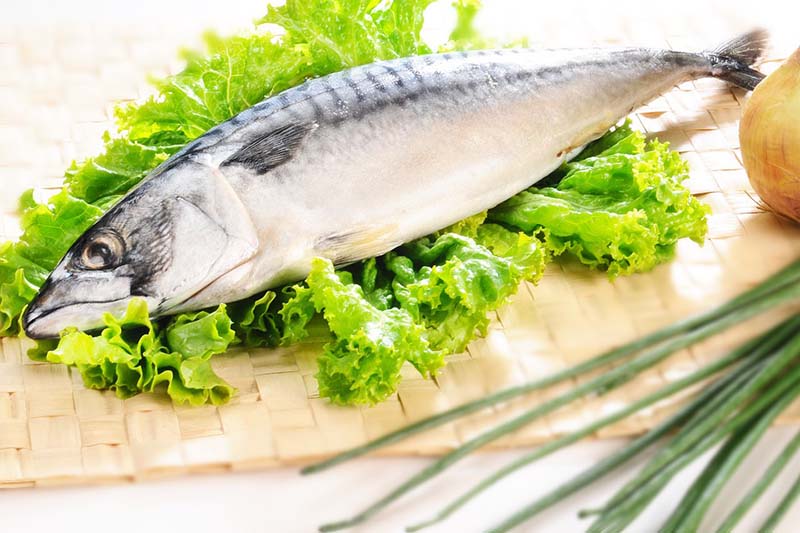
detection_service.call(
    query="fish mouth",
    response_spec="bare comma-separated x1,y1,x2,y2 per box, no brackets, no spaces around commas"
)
22,297,130,339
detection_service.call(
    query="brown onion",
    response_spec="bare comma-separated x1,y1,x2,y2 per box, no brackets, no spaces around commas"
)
740,48,800,223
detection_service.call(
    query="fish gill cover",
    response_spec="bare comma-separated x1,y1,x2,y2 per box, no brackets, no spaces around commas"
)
0,0,708,406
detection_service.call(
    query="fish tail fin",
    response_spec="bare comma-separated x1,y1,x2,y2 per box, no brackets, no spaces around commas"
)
703,28,769,90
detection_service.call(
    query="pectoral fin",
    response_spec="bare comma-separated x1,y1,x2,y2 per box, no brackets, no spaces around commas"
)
220,122,317,175
317,224,402,265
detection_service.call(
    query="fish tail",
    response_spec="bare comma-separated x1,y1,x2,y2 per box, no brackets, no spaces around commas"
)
702,28,769,90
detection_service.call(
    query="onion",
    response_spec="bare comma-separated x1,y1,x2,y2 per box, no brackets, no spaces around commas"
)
740,48,800,223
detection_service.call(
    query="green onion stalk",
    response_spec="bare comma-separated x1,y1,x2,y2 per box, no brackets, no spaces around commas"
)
305,258,800,533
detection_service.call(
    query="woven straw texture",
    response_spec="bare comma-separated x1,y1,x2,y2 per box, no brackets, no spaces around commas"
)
1,10,800,488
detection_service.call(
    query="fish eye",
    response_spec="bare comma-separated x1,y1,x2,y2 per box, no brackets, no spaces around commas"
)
79,231,125,270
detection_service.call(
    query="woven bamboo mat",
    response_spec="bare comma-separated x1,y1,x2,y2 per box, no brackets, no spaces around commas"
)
2,6,800,488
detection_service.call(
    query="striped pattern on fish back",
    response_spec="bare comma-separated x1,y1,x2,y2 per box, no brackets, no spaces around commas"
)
181,47,703,158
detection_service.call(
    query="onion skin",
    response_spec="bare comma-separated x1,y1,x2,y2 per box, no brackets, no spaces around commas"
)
740,48,800,223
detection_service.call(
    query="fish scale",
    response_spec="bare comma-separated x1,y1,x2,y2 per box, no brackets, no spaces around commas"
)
22,30,769,338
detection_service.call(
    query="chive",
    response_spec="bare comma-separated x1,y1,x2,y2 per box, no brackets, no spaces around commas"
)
585,358,800,533
662,392,791,532
587,355,800,532
760,470,800,533
479,353,753,531
589,327,800,517
716,428,800,533
403,317,789,532
303,259,800,476
660,426,756,533
404,360,728,532
572,360,771,532
317,286,800,532
478,357,764,533
492,326,794,531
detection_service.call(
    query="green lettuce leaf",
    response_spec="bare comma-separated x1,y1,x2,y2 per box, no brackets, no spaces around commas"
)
300,228,547,405
32,299,236,406
258,0,435,68
306,258,438,405
228,291,282,348
440,0,528,51
166,305,237,359
389,228,546,356
65,137,171,205
490,123,709,276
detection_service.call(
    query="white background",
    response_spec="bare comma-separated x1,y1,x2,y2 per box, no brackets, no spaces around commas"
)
3,1,800,532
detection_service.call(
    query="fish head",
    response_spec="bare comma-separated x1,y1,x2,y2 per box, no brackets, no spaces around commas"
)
22,161,259,339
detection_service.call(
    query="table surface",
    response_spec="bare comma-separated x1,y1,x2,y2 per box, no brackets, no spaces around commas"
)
4,0,800,531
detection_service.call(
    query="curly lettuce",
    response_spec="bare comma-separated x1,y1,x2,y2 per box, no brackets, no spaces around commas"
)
492,125,709,276
1,1,710,406
28,299,235,405
291,228,546,404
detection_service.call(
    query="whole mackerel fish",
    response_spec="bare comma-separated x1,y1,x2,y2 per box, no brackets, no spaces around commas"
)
23,30,767,338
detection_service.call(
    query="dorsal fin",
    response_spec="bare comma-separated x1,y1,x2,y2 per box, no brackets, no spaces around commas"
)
220,122,316,175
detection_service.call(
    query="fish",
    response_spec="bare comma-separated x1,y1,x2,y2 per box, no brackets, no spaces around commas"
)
22,30,768,339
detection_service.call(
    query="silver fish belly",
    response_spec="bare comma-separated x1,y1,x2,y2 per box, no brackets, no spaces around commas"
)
22,31,767,338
